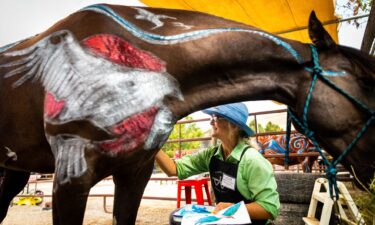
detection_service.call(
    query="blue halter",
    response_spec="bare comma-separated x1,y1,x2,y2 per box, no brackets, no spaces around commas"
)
286,44,375,199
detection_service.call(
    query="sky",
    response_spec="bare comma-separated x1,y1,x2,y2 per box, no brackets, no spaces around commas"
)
0,0,146,46
0,0,368,130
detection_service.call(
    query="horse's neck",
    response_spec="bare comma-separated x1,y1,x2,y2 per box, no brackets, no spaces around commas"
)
74,5,312,118
163,34,311,118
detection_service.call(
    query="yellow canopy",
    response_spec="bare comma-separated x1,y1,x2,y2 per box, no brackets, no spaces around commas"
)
140,0,338,43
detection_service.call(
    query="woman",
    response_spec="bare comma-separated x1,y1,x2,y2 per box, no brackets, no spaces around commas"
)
156,102,280,224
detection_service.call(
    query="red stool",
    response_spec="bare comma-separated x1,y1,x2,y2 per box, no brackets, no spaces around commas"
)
177,177,212,208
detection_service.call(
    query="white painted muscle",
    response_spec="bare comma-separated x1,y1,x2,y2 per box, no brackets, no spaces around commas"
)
2,30,183,127
134,7,176,29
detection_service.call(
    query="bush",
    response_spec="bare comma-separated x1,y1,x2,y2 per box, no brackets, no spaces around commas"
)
165,150,174,158
353,172,374,224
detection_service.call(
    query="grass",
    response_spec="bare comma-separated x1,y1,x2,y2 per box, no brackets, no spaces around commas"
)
351,169,375,225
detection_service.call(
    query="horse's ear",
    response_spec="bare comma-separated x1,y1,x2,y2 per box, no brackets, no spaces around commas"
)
308,11,336,49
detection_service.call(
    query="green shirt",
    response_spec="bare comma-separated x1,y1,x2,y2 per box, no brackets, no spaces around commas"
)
175,141,280,219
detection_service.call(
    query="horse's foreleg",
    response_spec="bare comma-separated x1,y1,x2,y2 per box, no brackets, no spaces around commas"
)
49,137,95,225
112,159,154,225
0,168,30,222
52,175,93,225
302,157,313,173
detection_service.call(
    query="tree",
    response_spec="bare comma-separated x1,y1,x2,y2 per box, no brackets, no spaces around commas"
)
337,0,373,27
248,120,283,133
361,0,375,53
264,121,283,132
336,0,375,54
161,116,204,155
347,0,372,14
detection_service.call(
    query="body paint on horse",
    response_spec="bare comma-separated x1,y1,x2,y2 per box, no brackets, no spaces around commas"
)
82,34,165,72
0,37,31,54
2,30,183,184
3,30,182,129
134,7,177,30
133,7,194,30
82,34,179,152
171,22,194,30
0,147,18,167
44,93,66,119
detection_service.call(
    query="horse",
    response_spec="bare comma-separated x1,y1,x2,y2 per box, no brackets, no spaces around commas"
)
0,4,374,225
257,133,319,172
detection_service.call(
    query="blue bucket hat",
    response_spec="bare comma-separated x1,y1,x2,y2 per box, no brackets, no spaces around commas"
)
202,102,254,137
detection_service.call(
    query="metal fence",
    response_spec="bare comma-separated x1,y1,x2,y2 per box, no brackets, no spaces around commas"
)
16,109,336,209
164,109,321,169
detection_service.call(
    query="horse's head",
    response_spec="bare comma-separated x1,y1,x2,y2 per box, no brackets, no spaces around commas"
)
289,11,375,186
308,11,375,91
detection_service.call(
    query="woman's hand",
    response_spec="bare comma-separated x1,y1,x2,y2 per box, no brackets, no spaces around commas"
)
213,202,233,214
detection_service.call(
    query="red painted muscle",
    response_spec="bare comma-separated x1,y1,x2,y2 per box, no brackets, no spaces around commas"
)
99,107,158,153
82,34,165,72
44,92,66,119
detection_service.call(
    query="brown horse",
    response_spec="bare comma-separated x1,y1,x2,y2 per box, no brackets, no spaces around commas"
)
0,4,374,225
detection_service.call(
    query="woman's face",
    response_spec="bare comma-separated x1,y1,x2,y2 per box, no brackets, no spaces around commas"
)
210,115,231,139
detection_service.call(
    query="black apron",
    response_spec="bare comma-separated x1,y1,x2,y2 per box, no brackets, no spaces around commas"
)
209,147,268,225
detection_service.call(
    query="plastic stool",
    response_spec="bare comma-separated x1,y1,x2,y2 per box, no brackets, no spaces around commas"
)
177,177,212,208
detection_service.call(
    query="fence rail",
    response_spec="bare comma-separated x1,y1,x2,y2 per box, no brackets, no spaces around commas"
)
165,109,292,150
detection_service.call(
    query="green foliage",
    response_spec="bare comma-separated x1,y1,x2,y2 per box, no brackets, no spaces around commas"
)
338,0,372,14
337,0,373,28
248,120,283,133
264,121,283,132
348,0,372,13
165,150,174,158
161,116,204,154
354,173,375,224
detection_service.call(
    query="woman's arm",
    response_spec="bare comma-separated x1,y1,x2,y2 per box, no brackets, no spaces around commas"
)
245,202,272,220
155,150,177,177
156,146,215,179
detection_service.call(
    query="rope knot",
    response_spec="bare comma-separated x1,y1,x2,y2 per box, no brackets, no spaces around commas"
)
313,66,323,75
326,165,337,180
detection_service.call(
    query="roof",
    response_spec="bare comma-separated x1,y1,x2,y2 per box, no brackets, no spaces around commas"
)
140,0,338,43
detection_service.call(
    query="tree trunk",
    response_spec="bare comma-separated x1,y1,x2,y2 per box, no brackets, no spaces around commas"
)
361,0,375,54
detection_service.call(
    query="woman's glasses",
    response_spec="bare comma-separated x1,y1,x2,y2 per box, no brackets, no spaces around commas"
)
210,116,225,123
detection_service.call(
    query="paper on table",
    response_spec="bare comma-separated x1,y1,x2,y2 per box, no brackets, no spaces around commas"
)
181,201,251,225
173,205,215,222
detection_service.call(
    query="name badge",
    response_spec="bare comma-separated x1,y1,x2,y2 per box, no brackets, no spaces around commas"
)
221,173,236,191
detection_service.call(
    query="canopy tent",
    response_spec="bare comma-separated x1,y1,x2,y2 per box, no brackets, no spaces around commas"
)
140,0,338,43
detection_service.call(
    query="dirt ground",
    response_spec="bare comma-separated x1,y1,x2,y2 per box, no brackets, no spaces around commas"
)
2,198,175,225
2,172,364,225
2,175,178,225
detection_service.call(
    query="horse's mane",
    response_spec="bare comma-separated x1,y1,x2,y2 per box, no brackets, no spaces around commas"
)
338,45,375,91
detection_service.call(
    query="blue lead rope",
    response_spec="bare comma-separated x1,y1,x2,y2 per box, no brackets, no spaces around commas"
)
286,45,374,200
